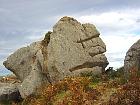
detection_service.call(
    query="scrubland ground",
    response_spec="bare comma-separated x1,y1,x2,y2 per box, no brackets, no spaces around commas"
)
1,67,140,105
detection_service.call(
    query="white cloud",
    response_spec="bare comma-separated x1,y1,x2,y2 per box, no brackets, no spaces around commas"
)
0,61,4,67
102,34,140,68
27,35,43,41
78,8,140,32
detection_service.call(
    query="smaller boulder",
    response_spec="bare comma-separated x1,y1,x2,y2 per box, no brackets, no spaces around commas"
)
0,83,21,102
124,39,140,70
124,39,140,79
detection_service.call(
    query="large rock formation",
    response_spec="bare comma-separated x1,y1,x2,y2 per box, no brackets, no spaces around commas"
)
3,16,108,98
47,17,108,81
124,39,140,76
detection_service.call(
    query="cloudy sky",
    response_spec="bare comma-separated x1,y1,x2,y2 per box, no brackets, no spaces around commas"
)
0,0,140,75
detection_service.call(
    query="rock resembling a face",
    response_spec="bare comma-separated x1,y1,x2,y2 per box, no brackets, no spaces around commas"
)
47,17,108,81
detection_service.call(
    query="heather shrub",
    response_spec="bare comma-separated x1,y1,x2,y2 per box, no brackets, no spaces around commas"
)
105,81,140,105
20,77,101,105
57,77,101,105
106,67,124,79
80,71,104,83
103,67,140,105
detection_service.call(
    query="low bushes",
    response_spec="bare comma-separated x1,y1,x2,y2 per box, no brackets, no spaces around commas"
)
20,77,101,105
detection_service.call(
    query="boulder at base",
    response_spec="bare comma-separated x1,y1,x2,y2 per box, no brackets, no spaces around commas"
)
0,83,21,102
18,70,49,98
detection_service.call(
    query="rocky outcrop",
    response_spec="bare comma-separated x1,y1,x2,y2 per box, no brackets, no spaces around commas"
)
124,39,140,75
3,16,108,98
47,17,108,81
0,83,21,102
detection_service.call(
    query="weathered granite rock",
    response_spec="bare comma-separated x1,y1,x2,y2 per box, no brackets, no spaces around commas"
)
3,41,44,81
47,16,108,81
124,39,140,75
3,16,108,98
18,70,49,98
3,41,50,98
0,83,21,102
